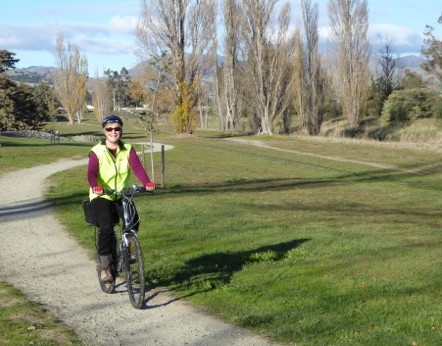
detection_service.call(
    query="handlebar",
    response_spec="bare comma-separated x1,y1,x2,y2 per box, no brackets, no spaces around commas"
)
103,185,153,197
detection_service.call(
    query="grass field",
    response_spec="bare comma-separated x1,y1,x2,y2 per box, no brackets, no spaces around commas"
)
1,119,441,345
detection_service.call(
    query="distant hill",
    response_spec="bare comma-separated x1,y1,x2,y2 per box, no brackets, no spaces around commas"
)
5,55,427,85
6,66,57,84
369,54,429,78
395,55,423,69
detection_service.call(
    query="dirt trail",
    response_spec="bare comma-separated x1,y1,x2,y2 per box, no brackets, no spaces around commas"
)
0,143,278,346
225,138,423,174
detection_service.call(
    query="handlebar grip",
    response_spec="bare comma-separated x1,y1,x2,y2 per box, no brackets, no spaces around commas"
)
135,186,146,193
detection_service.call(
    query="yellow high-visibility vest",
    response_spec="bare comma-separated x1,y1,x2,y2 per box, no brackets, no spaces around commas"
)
89,141,132,201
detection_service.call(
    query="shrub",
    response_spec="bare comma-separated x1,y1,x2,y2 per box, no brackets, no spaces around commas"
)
431,95,442,119
381,88,439,124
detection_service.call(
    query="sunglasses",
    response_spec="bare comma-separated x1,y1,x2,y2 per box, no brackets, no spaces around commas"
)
105,127,122,132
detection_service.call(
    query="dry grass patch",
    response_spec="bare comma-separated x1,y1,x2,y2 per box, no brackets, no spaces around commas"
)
0,281,81,345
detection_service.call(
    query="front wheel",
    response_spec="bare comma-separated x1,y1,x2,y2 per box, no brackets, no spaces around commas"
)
123,234,145,309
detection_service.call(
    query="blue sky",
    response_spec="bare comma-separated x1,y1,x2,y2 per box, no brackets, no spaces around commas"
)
0,0,441,75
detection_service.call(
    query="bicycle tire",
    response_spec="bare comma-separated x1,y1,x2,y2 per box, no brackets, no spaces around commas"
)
123,235,145,309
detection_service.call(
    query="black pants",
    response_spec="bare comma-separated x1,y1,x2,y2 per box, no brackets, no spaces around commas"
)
92,197,141,255
92,198,122,255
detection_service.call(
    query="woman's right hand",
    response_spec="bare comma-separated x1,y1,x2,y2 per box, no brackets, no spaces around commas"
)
145,182,156,191
92,186,104,194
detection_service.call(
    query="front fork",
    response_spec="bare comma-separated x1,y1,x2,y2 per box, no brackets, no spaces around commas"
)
121,198,137,272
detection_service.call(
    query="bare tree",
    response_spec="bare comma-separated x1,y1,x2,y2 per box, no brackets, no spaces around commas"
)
372,36,398,114
212,14,227,130
328,0,370,127
293,26,306,131
293,0,323,135
92,70,113,124
239,0,296,135
53,33,88,124
136,0,215,134
127,75,146,109
222,0,241,130
130,56,174,133
421,13,442,85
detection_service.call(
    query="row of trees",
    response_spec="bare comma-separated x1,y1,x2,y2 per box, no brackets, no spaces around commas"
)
1,1,441,136
54,33,153,128
134,0,442,136
134,0,367,135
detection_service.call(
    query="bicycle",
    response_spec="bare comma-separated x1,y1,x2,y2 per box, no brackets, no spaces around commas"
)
83,185,149,309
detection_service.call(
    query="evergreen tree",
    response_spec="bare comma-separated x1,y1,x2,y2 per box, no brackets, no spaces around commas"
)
0,50,19,73
0,50,53,131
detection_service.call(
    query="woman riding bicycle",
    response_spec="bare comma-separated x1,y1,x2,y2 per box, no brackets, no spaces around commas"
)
87,115,155,283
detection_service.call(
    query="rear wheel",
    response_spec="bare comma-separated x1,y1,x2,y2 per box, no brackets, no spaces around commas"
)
124,235,145,309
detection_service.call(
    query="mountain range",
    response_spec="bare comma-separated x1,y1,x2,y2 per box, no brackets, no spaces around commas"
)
5,54,427,85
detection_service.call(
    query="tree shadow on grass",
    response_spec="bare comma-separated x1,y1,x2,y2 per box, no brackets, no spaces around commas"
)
158,238,310,295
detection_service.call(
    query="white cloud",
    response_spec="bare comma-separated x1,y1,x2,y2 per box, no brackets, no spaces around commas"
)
369,24,422,47
72,33,135,55
0,24,55,51
368,24,424,55
107,15,138,35
0,19,137,57
316,23,424,56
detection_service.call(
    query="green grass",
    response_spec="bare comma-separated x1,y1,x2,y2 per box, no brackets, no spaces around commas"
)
0,136,90,173
0,113,153,173
0,281,81,345
42,133,442,345
1,119,441,345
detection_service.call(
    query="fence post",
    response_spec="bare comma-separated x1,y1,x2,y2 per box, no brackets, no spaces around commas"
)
50,131,60,144
161,145,165,188
142,144,146,168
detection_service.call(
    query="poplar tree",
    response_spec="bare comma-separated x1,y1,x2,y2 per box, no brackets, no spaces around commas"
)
53,33,88,124
239,0,295,135
293,0,324,135
136,0,215,134
328,0,370,127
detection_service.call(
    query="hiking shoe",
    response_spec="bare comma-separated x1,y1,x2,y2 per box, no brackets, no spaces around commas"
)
100,269,113,283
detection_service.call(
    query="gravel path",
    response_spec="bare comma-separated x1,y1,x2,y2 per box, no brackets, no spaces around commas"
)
0,143,278,346
225,138,422,174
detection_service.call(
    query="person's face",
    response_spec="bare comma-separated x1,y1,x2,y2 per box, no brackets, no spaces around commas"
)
104,123,122,143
